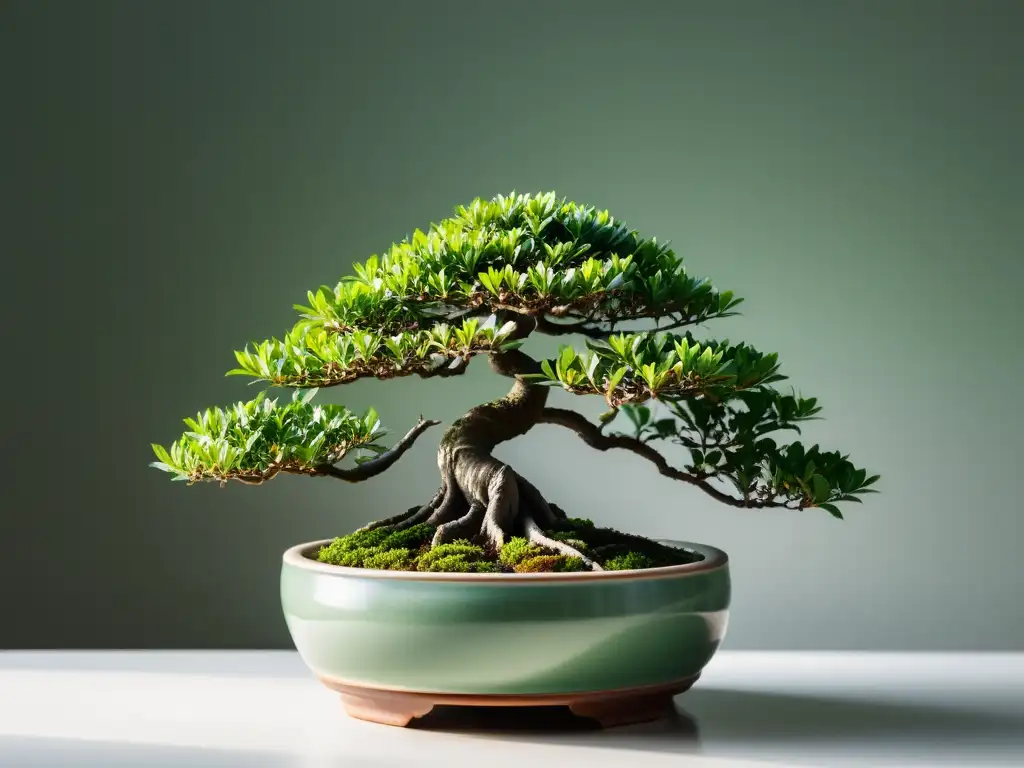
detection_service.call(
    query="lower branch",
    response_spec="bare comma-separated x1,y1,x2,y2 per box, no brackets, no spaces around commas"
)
315,416,440,482
534,315,613,339
538,407,784,509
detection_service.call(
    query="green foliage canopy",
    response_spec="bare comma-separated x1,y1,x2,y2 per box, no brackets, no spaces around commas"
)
530,330,784,406
295,191,740,333
229,192,741,388
151,391,384,484
614,397,878,516
152,191,878,523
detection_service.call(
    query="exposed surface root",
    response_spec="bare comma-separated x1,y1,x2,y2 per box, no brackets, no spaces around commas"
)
426,470,469,526
352,347,604,569
515,475,558,527
522,513,602,570
352,461,598,568
331,345,697,574
352,496,434,534
431,501,485,547
476,463,518,552
317,513,700,572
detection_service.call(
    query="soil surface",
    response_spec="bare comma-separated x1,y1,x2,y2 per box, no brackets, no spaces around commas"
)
313,516,703,573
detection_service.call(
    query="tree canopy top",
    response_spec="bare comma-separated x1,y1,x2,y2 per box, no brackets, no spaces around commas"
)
229,191,746,392
153,191,879,518
292,191,742,335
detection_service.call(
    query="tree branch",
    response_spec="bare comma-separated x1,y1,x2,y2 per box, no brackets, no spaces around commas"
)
534,315,613,339
537,407,783,509
314,415,441,482
488,348,543,379
486,311,545,379
534,312,708,340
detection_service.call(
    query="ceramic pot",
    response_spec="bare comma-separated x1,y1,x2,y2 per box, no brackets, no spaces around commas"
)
280,538,729,727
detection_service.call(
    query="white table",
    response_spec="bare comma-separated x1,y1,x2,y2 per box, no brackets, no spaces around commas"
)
1,651,1022,767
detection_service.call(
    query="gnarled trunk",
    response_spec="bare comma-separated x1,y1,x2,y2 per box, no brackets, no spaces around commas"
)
363,348,600,570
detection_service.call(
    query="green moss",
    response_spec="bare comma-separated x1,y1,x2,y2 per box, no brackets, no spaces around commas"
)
315,523,436,569
556,556,586,572
604,551,654,571
418,539,484,562
313,512,700,573
549,532,590,551
317,541,380,567
420,554,473,572
361,548,413,570
416,540,493,573
548,517,700,569
380,523,434,550
499,537,541,567
341,527,392,549
514,555,564,573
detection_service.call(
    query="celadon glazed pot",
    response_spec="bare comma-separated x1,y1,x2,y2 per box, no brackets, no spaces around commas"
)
281,538,729,728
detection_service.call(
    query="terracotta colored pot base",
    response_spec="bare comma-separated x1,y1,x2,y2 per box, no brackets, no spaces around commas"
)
318,675,700,729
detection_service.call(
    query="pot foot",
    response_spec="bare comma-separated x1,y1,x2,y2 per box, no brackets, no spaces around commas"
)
339,690,434,727
568,690,677,728
321,674,699,729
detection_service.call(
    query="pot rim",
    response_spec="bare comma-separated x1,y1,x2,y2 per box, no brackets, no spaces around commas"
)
282,538,728,583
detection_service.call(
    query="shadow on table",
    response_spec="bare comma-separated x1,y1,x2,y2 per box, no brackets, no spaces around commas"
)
414,702,700,738
423,687,1024,756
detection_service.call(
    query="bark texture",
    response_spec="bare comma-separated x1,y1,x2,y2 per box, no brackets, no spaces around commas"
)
365,344,600,569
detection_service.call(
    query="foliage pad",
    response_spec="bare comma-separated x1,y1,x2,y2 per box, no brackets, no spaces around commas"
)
292,191,742,334
150,391,384,484
532,330,784,406
151,190,881,572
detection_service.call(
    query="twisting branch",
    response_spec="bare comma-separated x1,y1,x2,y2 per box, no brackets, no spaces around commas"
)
537,407,785,509
414,355,472,379
535,312,713,340
534,315,614,339
314,415,441,482
488,348,543,379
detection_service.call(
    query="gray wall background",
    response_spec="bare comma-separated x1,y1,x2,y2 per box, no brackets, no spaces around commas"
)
3,0,1022,650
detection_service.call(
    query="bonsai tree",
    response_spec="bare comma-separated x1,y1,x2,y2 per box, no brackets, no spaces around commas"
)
152,192,877,573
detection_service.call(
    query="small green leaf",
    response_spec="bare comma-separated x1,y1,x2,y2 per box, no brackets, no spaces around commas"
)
605,366,628,393
557,346,577,377
820,503,843,519
811,474,831,503
151,444,173,466
624,405,651,430
363,407,380,432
